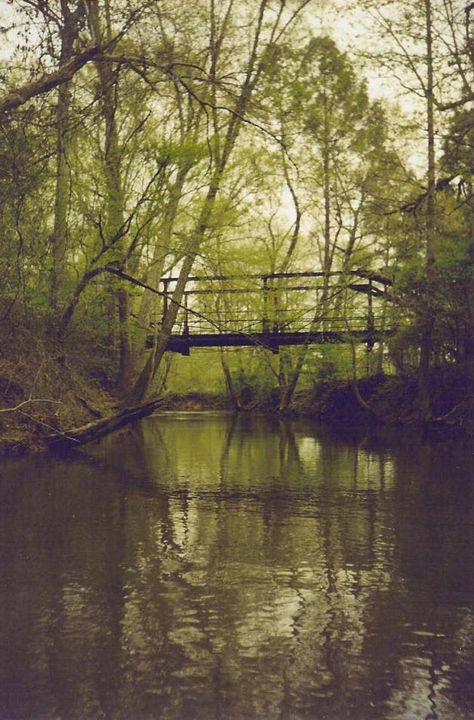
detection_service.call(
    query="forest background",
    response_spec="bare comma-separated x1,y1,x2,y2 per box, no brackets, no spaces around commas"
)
1,0,474,448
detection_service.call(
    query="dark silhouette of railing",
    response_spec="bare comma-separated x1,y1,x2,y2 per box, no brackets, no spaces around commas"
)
148,270,394,355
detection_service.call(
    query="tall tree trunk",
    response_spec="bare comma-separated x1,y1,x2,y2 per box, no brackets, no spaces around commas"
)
50,1,81,311
117,288,132,389
128,0,309,404
417,0,436,419
462,179,474,371
129,0,273,404
322,95,332,302
88,0,130,391
132,164,191,371
129,180,222,403
273,133,303,404
50,78,70,310
219,348,239,409
279,98,332,411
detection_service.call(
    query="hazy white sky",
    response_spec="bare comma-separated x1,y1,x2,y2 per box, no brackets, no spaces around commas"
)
0,0,426,144
0,2,22,59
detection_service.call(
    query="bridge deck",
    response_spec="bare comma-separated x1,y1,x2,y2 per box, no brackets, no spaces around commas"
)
158,329,394,355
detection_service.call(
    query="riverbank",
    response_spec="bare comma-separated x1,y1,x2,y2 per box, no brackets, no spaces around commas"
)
0,306,118,455
1,299,472,454
159,369,474,436
2,367,472,455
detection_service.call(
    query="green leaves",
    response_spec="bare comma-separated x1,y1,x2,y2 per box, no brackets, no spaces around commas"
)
153,138,207,168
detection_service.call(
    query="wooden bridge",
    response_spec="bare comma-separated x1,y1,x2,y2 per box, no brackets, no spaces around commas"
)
148,270,394,355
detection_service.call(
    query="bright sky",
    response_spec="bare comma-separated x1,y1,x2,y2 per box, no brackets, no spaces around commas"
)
0,2,23,59
0,0,420,105
0,0,432,174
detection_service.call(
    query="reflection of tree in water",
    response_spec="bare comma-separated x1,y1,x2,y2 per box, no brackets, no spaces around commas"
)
93,419,474,718
0,458,128,719
0,421,473,719
121,419,396,716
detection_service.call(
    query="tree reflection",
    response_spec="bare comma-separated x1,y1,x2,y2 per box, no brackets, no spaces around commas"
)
0,420,473,719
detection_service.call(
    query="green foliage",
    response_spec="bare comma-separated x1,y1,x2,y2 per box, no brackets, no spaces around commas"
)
1,0,473,404
153,138,208,168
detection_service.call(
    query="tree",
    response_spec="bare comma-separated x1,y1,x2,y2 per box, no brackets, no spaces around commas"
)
354,0,452,416
128,0,312,403
256,37,401,408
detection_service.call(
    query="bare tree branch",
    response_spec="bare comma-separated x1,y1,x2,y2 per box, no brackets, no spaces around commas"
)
0,45,101,115
0,398,60,414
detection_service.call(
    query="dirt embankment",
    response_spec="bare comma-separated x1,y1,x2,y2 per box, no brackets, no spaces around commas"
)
160,370,474,435
0,307,117,455
291,370,474,434
1,299,472,454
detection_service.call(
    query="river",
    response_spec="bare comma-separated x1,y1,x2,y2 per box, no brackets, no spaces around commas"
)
0,413,473,720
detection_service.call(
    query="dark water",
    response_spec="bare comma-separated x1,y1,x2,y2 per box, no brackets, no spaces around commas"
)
0,413,473,720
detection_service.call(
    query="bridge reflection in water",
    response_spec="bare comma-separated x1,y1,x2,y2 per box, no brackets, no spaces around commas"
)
147,270,394,355
1,415,473,720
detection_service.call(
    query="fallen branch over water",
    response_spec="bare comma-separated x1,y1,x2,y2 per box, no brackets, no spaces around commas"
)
45,397,164,451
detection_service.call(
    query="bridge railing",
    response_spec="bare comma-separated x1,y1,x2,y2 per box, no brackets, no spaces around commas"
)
159,271,391,338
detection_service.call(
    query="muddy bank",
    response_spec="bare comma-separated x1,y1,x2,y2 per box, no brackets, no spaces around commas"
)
160,370,474,436
0,307,117,456
1,301,472,455
291,370,474,437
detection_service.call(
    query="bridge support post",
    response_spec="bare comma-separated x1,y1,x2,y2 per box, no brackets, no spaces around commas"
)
366,279,375,351
183,292,190,336
162,279,169,325
262,276,270,332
